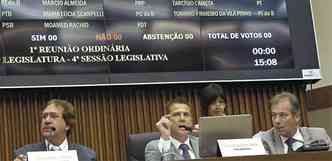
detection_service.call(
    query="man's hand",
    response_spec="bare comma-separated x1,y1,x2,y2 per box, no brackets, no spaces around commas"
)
156,114,172,140
13,154,27,161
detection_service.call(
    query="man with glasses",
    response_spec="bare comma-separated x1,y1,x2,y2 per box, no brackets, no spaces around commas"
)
145,97,200,161
255,92,331,154
13,99,96,161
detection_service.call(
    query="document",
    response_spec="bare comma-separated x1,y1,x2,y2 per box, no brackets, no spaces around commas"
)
27,150,78,161
218,138,267,157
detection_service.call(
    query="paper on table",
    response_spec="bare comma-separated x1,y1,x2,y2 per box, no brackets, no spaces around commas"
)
27,150,78,161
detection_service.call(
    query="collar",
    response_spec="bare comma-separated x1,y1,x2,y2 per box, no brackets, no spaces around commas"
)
45,138,69,151
280,128,304,143
170,136,192,150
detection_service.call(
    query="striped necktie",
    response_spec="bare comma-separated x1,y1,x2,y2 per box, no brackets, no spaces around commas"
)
285,137,296,153
179,144,191,159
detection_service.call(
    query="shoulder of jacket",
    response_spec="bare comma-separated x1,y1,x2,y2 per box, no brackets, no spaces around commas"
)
70,144,96,155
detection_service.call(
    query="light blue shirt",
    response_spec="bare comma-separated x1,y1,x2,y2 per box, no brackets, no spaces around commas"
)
158,137,196,159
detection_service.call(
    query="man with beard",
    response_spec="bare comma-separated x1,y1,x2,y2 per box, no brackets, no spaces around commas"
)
255,92,331,154
13,99,96,161
145,97,200,161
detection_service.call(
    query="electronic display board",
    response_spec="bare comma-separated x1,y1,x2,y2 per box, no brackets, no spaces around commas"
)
0,0,320,87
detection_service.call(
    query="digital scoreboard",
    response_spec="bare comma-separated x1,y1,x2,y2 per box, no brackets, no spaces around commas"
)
0,0,320,87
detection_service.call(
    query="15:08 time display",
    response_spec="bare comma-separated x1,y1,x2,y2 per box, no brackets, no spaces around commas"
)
254,58,278,66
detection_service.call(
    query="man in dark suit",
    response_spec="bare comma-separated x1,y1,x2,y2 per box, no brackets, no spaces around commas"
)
145,97,200,161
254,92,331,154
13,99,96,161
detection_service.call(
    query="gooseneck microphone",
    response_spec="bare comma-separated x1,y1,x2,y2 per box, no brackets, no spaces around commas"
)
46,127,56,138
50,127,56,136
300,140,330,152
46,127,56,151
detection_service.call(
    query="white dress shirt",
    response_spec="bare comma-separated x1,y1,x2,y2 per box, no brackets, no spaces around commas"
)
280,129,304,153
45,138,69,151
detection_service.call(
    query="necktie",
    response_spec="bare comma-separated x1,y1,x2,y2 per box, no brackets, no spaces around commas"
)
285,137,296,153
179,144,191,159
49,145,61,151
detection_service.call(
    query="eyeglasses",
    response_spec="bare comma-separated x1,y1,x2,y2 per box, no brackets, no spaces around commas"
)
41,112,61,120
171,112,191,118
271,113,289,120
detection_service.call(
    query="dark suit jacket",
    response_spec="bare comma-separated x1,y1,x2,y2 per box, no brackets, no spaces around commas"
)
145,135,200,161
255,127,332,154
14,142,96,161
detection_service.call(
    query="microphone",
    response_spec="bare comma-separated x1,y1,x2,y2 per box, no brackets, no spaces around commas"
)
50,127,56,136
298,140,329,152
45,127,57,151
45,127,56,138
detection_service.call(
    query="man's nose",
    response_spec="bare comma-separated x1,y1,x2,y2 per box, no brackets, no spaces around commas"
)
44,115,53,123
179,113,185,120
274,115,281,123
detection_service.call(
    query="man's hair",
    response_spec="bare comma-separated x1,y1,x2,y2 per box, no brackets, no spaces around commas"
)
46,99,76,136
200,83,225,116
270,92,300,114
166,97,191,113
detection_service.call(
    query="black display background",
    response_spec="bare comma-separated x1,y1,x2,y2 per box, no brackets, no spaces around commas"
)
0,0,320,88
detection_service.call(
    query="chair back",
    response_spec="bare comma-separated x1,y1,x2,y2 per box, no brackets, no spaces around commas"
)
127,132,160,161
